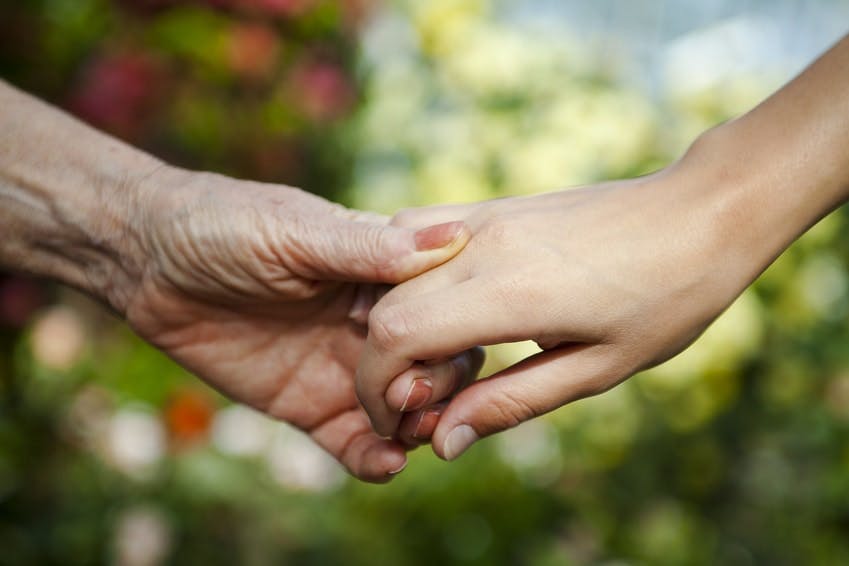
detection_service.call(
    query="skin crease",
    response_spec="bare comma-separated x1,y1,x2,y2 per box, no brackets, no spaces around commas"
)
359,34,849,461
0,80,477,483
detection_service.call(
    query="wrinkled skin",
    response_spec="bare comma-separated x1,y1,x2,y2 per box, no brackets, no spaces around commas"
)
125,169,472,482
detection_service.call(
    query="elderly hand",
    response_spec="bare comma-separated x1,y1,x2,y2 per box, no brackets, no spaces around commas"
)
122,168,479,482
1,80,481,482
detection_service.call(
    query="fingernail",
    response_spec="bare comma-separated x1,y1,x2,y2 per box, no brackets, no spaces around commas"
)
413,408,442,441
414,221,465,251
400,378,433,412
388,459,407,475
442,425,479,461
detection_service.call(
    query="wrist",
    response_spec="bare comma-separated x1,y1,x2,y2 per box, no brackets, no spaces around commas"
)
0,81,171,315
55,152,166,315
681,122,809,262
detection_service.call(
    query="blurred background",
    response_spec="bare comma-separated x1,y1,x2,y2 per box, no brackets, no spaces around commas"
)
2,0,849,564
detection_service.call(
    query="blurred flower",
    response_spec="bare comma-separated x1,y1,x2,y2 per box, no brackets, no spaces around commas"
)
113,505,172,566
288,60,356,122
412,0,489,57
227,22,280,80
30,305,87,371
68,52,163,140
165,389,215,447
0,276,44,328
103,405,166,479
438,24,550,98
266,424,345,491
211,405,273,457
63,385,114,449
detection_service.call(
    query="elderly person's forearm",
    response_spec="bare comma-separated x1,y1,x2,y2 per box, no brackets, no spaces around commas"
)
0,79,161,312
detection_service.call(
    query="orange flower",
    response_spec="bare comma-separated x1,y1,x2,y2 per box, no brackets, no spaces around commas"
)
165,389,215,446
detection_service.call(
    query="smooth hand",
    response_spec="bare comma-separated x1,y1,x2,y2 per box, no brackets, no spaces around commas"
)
356,135,792,460
357,34,849,460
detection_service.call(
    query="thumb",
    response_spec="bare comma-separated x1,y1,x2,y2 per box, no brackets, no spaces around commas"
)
307,218,471,284
430,345,624,461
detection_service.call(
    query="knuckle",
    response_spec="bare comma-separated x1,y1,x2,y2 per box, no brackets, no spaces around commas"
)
486,390,537,432
368,304,413,350
391,208,419,228
477,216,515,247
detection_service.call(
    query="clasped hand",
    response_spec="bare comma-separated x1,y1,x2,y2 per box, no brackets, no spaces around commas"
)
133,147,761,483
356,147,767,464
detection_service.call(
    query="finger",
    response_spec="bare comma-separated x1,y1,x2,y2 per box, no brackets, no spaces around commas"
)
391,203,482,230
309,408,408,483
306,218,471,284
358,277,546,437
398,402,446,446
348,284,393,326
348,284,377,325
385,347,485,413
430,344,625,461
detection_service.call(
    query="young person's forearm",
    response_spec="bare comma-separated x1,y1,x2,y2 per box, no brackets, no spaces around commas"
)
0,80,163,311
682,34,849,274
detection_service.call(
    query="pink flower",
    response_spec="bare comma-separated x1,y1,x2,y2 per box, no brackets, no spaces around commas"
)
288,60,356,122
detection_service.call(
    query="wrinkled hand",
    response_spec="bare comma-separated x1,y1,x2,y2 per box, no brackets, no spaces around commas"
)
124,168,475,482
357,154,770,460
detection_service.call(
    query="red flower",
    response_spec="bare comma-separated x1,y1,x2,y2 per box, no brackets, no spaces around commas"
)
68,52,163,140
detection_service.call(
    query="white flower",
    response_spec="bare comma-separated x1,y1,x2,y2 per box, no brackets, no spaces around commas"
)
103,406,166,479
211,405,273,457
113,505,171,566
266,424,346,492
30,305,86,371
